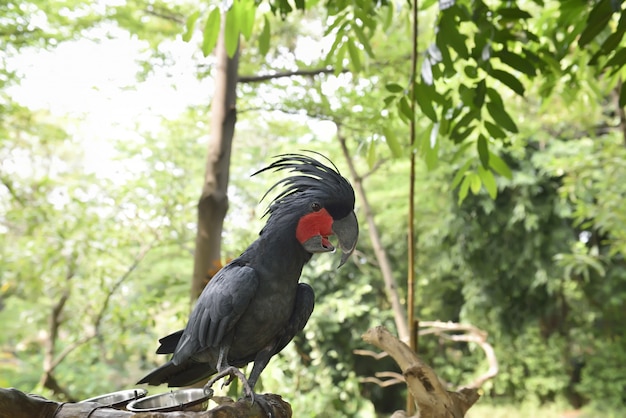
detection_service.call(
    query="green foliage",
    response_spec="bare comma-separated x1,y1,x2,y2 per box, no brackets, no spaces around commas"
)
2,0,626,415
577,335,626,411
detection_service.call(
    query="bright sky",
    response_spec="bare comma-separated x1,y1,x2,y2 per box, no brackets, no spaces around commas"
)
7,25,212,176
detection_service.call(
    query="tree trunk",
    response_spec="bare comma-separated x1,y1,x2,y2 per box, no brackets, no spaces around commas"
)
191,25,240,302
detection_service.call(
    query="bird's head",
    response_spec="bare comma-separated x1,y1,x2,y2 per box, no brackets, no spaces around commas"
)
255,152,359,267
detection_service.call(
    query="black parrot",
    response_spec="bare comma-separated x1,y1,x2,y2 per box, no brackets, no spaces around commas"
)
137,153,359,411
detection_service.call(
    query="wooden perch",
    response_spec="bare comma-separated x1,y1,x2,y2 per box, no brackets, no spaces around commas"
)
362,326,480,418
0,388,291,418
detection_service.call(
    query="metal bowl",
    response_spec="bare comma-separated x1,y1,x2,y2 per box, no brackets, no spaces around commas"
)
80,388,148,409
126,388,212,412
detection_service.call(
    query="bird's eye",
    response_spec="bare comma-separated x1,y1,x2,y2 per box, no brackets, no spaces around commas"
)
311,202,322,212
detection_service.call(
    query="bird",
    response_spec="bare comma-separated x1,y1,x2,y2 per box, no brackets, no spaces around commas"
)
137,152,358,414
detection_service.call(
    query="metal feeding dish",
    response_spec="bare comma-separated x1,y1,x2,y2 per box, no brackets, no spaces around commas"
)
126,388,212,412
80,388,148,409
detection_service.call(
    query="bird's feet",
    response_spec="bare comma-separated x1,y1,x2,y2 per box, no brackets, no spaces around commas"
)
249,393,274,418
203,366,255,401
202,367,274,418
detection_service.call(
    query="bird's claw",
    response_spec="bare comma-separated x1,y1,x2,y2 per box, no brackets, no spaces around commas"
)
246,393,274,418
203,366,255,398
202,367,272,417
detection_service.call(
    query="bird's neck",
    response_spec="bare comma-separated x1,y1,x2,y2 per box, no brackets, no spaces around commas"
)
242,216,313,278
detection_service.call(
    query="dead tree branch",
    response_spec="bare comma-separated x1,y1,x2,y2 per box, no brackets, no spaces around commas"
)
362,326,480,418
357,321,498,393
419,321,498,390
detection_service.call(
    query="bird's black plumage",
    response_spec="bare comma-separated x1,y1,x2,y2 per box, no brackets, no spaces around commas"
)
137,153,358,403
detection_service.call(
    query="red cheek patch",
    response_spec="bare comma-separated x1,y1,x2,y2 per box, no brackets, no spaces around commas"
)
296,208,334,244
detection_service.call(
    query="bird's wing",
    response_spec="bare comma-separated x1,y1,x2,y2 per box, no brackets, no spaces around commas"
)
171,263,259,365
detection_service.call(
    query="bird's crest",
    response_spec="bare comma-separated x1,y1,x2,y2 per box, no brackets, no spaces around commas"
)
253,152,355,218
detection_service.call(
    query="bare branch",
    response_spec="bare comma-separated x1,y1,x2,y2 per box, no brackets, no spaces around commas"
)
363,326,480,418
238,67,347,83
353,348,389,360
418,321,498,390
338,128,409,341
360,371,405,388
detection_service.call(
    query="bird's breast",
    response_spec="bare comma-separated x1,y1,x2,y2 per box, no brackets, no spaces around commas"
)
228,278,299,359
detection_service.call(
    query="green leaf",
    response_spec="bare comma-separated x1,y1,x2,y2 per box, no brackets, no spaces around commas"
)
490,69,525,96
414,82,438,122
477,135,489,168
425,146,439,170
497,7,532,20
398,96,413,120
224,4,240,58
438,11,469,59
578,0,613,47
469,172,481,194
385,83,404,93
201,8,221,57
451,159,473,189
367,139,377,168
495,50,536,76
259,16,271,56
353,25,375,57
603,48,626,73
347,40,362,72
183,11,200,43
478,166,497,199
488,151,513,179
240,0,256,40
486,101,518,133
334,41,348,74
459,84,474,107
383,95,396,107
458,175,471,204
589,29,625,65
382,127,403,158
474,79,486,108
484,120,507,139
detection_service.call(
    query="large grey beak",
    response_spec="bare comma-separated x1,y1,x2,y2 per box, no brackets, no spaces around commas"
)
332,211,359,268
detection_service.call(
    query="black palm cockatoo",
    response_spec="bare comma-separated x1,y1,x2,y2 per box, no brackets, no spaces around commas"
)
137,153,359,412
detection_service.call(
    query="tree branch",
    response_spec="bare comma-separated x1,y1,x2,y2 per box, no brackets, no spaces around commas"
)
363,326,480,418
337,127,409,342
238,67,347,83
419,321,498,390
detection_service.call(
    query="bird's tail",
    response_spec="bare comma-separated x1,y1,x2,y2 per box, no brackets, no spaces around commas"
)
137,359,216,387
156,329,184,354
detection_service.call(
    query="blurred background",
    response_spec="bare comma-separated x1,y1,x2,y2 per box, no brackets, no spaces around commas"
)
1,1,625,417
